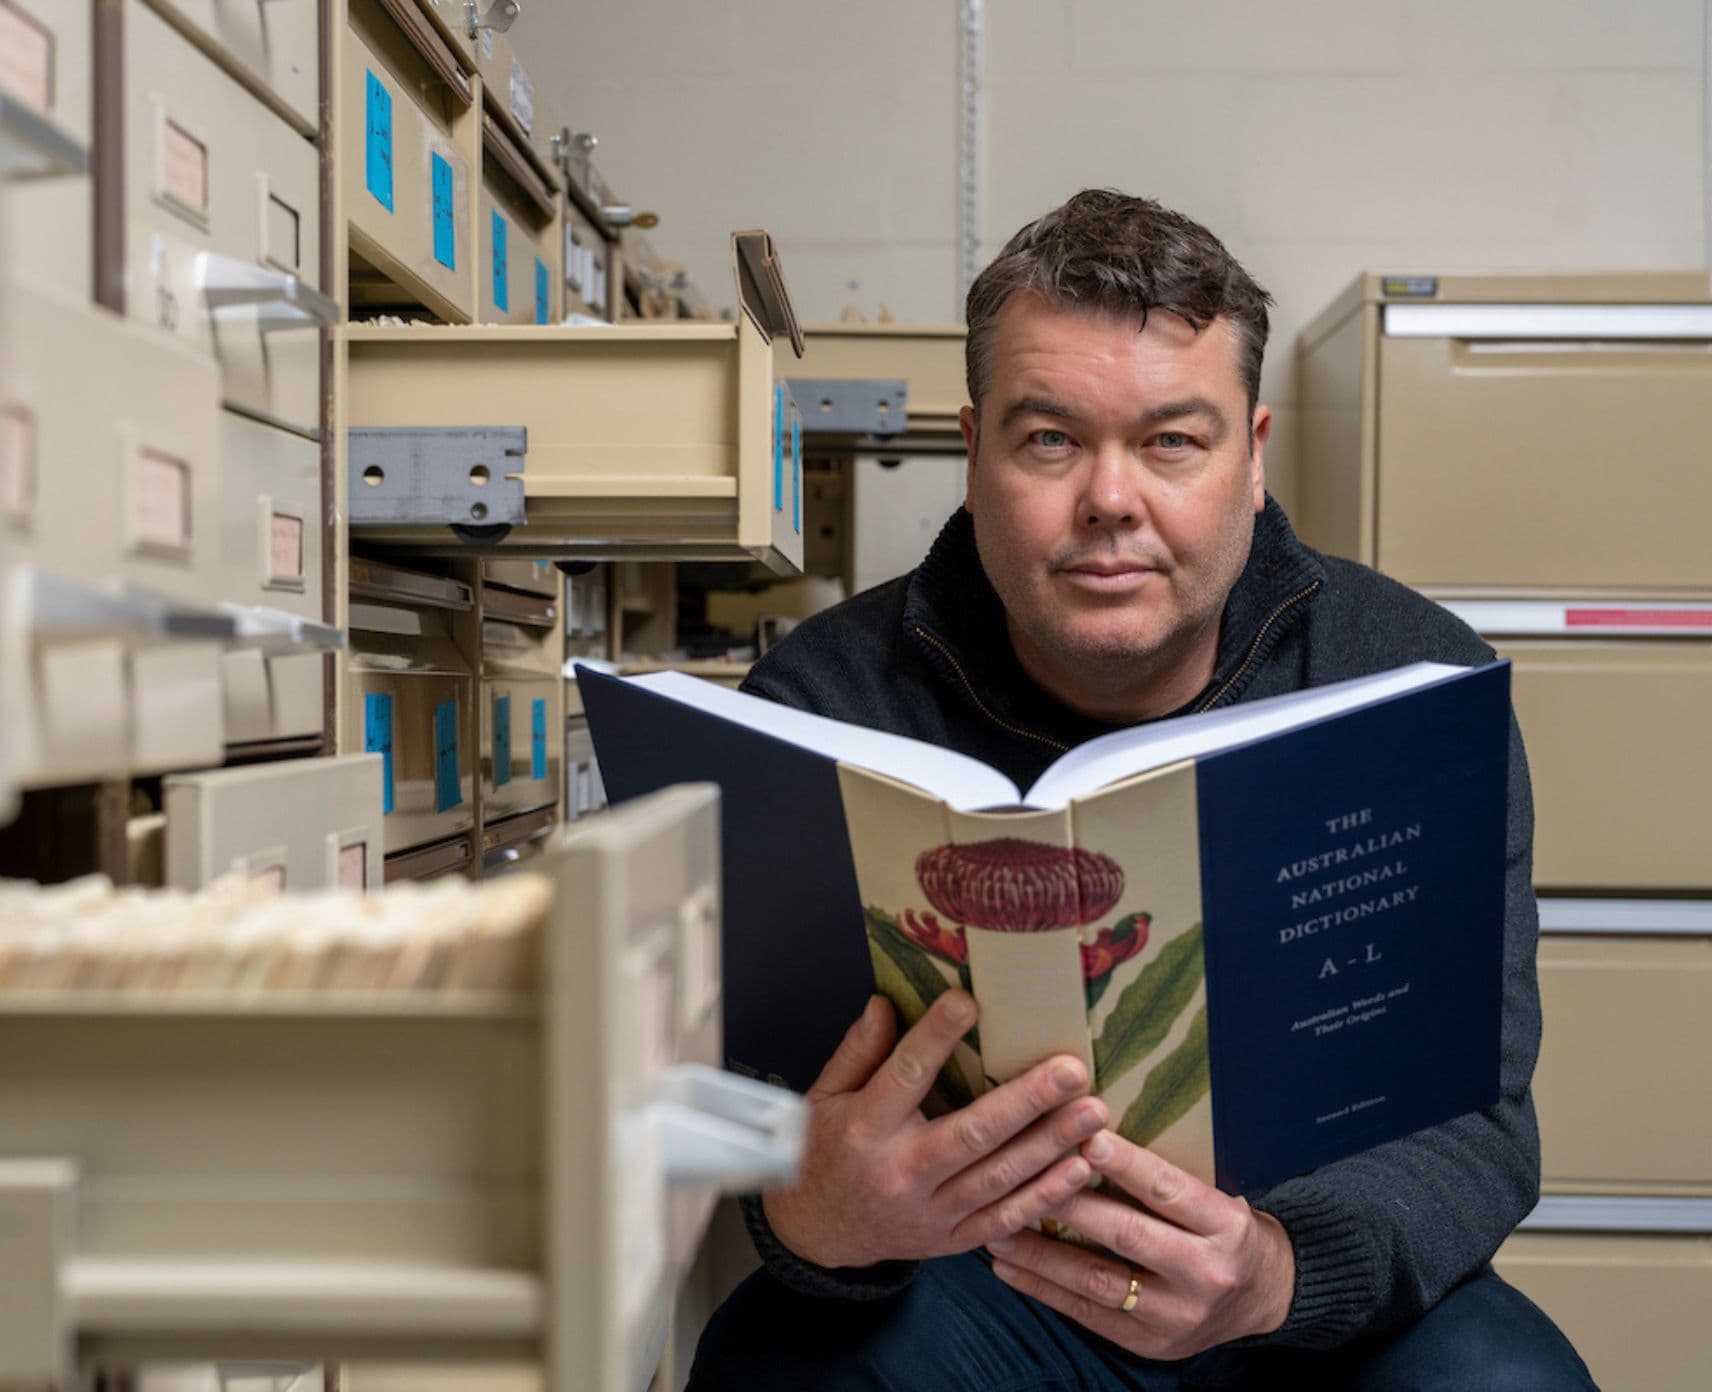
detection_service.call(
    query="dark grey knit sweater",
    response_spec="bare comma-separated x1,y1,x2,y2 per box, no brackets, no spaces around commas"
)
736,499,1543,1353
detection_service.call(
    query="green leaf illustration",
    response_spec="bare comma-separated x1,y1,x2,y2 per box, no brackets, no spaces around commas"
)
865,907,980,1053
1117,1004,1210,1146
1091,923,1204,1089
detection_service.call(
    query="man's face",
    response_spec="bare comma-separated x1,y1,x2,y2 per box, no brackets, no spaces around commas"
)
962,292,1269,717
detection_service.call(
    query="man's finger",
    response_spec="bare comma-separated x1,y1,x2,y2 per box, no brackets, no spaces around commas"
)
1079,1130,1229,1237
917,1053,1096,1188
807,995,896,1101
988,1236,1196,1355
946,1152,1093,1250
859,990,977,1130
1043,1190,1199,1274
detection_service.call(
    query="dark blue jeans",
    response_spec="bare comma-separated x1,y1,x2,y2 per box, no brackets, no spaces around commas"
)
687,1252,1596,1391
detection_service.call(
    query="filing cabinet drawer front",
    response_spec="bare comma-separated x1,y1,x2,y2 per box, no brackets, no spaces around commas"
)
347,668,476,853
147,0,320,133
478,184,553,326
2,283,223,606
1536,935,1712,1190
165,754,385,892
482,677,560,821
1376,335,1712,591
1495,1232,1712,1392
124,0,323,434
342,22,473,320
483,559,558,597
131,640,225,771
0,0,90,144
218,412,322,614
1503,640,1712,891
222,647,323,744
23,640,131,786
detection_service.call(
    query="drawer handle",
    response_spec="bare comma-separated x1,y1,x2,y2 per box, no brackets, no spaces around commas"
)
647,1062,806,1192
220,602,348,653
193,251,339,331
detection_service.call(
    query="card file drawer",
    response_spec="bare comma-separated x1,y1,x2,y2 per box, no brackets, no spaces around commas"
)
343,0,475,322
1501,639,1712,892
478,166,555,326
142,0,320,135
1495,1232,1712,1392
480,675,558,823
1534,934,1712,1193
164,754,385,891
123,0,326,435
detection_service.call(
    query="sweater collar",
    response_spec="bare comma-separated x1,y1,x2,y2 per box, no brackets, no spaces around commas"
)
902,497,1325,745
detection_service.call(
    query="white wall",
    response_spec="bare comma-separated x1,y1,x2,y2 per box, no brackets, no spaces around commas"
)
524,0,1707,509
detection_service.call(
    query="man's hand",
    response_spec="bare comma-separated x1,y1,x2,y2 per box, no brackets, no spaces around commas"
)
762,992,1109,1269
986,1130,1295,1359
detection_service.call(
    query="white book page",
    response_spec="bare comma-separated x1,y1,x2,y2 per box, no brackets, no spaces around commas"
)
621,670,1023,811
1024,662,1467,809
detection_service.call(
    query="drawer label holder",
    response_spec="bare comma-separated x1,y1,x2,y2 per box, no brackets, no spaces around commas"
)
348,426,528,534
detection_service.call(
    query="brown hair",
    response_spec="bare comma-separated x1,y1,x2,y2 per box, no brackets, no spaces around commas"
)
965,189,1273,420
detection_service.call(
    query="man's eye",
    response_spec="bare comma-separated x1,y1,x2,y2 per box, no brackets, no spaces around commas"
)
1033,429,1072,449
1155,432,1192,450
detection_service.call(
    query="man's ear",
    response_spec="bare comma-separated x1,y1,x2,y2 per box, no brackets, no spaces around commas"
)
1248,404,1272,512
959,404,978,511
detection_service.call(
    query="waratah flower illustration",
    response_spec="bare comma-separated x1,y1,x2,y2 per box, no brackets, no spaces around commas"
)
914,838,1124,932
1080,913,1151,982
899,909,969,965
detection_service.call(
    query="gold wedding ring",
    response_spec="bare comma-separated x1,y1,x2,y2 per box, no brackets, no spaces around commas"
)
1120,1271,1143,1313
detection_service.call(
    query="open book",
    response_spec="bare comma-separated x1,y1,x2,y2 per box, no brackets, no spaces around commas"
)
578,660,1510,1193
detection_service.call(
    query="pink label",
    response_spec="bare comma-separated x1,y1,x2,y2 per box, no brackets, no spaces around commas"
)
1,405,36,519
0,3,53,113
270,512,304,579
161,118,208,215
1565,608,1712,630
251,864,287,892
133,449,190,549
338,842,368,891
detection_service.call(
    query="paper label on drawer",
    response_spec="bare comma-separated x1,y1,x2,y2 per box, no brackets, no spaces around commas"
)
2,404,36,522
0,3,53,113
1564,607,1712,630
364,70,394,212
792,415,802,534
160,118,209,220
339,841,369,890
364,692,395,814
772,383,784,511
492,692,512,787
269,511,304,581
430,151,456,269
132,449,191,551
508,58,534,135
534,256,548,325
434,697,462,812
491,211,509,312
531,696,547,780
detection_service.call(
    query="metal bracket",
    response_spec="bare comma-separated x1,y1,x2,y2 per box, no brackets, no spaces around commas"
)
465,0,520,37
787,379,909,438
349,427,528,529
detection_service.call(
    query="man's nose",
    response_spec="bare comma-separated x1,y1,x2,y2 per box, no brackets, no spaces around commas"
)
1080,445,1145,527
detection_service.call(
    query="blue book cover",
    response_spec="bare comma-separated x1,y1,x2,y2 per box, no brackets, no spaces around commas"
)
577,661,1508,1193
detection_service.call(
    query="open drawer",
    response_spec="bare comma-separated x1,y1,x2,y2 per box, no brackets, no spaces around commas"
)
346,232,807,572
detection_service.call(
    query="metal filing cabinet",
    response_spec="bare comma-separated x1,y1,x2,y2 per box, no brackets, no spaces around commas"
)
1298,272,1712,1391
345,559,477,861
142,0,321,135
343,0,476,321
123,0,330,436
164,754,386,891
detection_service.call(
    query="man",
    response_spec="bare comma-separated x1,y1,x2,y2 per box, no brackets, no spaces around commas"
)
688,191,1593,1389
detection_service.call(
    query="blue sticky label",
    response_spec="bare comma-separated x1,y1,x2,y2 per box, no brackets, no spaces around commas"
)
492,693,512,788
531,697,547,781
363,692,395,815
431,152,455,269
364,71,394,212
772,383,784,511
492,211,509,312
534,256,549,324
792,413,802,534
433,698,461,812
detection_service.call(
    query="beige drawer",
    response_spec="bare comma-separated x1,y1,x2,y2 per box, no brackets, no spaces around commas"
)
478,169,555,326
483,558,558,598
347,663,475,854
481,674,559,822
345,315,806,572
221,647,323,744
165,754,384,891
1502,639,1712,892
1375,333,1712,592
124,0,326,435
343,0,475,322
144,0,320,134
1536,934,1712,1193
131,640,226,771
1496,1231,1712,1392
217,412,323,613
1,282,223,609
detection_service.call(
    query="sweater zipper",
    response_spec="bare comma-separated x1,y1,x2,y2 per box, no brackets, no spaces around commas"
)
1192,579,1323,714
912,626,1071,753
